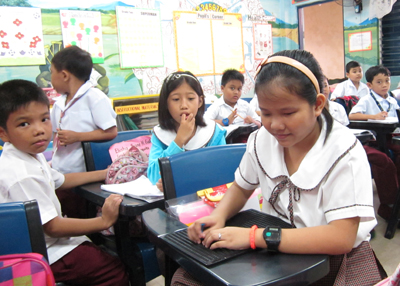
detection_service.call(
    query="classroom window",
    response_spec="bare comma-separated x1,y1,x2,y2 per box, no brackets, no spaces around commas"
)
381,1,400,76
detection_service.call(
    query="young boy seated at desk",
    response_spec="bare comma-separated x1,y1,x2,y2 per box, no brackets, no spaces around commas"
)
349,65,399,121
330,60,369,101
324,76,398,220
204,69,261,128
0,79,129,286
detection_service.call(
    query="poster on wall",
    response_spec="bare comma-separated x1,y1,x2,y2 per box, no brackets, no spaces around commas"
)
0,7,45,66
212,14,245,74
348,31,372,52
116,7,164,69
173,11,244,76
253,23,273,60
59,10,104,64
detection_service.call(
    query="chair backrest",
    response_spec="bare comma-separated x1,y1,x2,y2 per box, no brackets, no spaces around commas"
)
0,139,4,156
0,200,48,261
159,144,246,200
82,130,151,171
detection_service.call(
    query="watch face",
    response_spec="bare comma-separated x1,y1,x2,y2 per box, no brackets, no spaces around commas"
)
265,227,280,240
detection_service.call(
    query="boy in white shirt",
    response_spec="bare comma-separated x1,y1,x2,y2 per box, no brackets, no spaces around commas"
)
349,65,399,120
330,61,369,100
204,69,261,128
50,46,118,218
349,65,400,219
0,79,128,285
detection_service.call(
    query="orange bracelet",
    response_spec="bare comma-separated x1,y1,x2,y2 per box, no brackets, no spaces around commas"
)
250,225,258,249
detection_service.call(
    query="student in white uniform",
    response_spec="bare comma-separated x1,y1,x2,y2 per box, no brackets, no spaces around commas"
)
323,76,349,126
330,61,369,100
249,94,261,116
148,71,226,188
50,46,117,174
0,79,128,285
349,65,399,120
204,69,261,127
172,50,384,286
50,46,117,218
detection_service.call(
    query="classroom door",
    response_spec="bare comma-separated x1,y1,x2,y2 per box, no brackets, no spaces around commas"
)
298,1,345,80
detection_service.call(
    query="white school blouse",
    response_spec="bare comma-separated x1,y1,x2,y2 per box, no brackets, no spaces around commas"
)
51,81,117,173
330,79,369,100
350,90,400,117
329,101,349,126
0,143,88,264
204,97,261,124
235,118,376,248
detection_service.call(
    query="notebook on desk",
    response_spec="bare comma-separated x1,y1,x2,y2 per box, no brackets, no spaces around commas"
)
161,209,292,266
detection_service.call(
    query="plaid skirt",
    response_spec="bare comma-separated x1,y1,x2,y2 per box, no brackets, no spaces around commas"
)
171,241,386,286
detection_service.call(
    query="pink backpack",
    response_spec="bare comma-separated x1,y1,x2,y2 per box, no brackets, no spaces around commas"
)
0,253,55,286
105,145,149,184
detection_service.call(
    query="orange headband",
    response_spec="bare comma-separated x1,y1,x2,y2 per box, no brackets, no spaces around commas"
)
254,56,320,94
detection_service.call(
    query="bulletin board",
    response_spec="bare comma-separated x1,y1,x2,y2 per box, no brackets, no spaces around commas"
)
173,11,245,76
116,7,164,69
60,10,105,64
348,31,372,52
0,6,45,66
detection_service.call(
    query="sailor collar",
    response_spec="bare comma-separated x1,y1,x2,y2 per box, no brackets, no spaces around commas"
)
254,118,358,190
153,118,216,150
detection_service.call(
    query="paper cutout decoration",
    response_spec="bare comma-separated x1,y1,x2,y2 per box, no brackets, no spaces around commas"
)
0,7,45,66
60,10,104,64
116,7,164,68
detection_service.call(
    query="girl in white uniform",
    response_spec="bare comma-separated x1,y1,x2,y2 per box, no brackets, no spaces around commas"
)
174,50,384,286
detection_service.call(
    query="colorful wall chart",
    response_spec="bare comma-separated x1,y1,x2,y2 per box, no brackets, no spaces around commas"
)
59,10,104,63
0,7,45,66
173,11,244,76
116,7,164,69
253,23,273,60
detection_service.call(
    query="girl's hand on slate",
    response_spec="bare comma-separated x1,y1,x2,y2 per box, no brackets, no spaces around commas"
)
203,227,251,250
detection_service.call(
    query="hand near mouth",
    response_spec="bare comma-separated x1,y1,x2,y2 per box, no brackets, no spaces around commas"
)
175,113,196,147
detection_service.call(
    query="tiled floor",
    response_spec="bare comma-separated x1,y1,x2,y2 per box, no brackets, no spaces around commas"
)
146,275,165,286
146,180,400,286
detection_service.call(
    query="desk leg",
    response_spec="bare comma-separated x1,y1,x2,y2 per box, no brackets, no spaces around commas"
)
114,218,146,286
385,187,400,239
376,133,389,155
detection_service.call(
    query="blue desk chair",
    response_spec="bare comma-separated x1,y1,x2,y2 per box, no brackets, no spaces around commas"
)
158,144,246,285
81,130,160,284
82,130,151,171
159,144,246,201
0,200,67,285
0,200,48,260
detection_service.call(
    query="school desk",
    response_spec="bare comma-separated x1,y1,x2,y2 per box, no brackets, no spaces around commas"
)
74,182,165,286
348,121,399,154
142,208,330,286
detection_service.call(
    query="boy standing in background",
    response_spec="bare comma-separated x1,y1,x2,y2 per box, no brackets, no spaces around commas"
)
50,46,118,217
204,69,261,127
330,61,369,100
0,79,129,285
